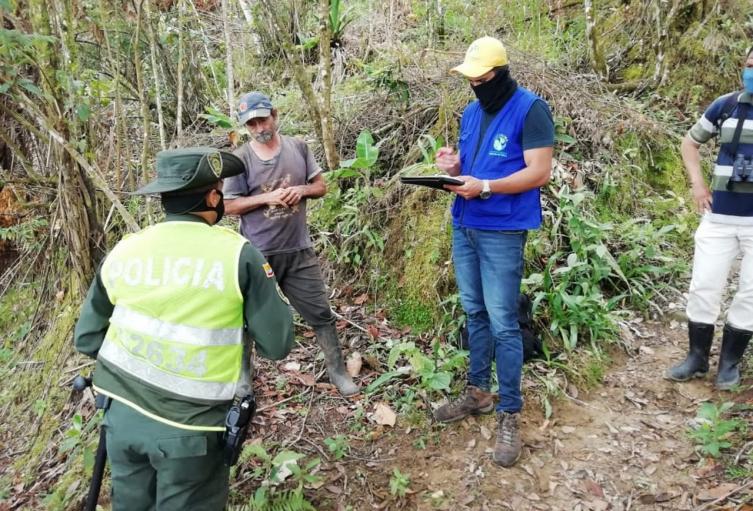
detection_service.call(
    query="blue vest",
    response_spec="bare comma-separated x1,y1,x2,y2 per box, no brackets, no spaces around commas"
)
452,87,541,230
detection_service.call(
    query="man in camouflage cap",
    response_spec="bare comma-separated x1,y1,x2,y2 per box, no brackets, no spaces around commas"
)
74,147,294,510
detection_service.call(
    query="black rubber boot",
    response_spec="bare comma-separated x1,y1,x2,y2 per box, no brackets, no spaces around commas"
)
664,321,714,381
716,324,752,390
314,324,360,396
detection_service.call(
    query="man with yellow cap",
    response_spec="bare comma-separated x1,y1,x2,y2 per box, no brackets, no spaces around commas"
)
434,37,554,467
74,147,294,509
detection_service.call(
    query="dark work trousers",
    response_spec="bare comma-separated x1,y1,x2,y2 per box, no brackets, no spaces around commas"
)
102,400,229,511
264,247,335,328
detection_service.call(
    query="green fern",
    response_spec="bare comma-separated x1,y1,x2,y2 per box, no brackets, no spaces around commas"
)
249,486,317,511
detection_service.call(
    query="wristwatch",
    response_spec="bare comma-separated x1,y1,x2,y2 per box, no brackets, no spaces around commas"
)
479,179,492,200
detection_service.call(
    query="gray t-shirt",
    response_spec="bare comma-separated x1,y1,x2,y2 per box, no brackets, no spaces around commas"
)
225,135,322,255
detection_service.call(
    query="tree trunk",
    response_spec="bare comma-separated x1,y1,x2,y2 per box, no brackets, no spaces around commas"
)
176,0,186,140
28,0,107,293
584,0,607,79
132,0,152,187
145,0,167,150
317,0,339,170
221,0,235,117
257,0,339,170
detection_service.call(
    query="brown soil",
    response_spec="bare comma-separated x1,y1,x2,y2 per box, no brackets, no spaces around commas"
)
245,321,752,511
5,319,751,510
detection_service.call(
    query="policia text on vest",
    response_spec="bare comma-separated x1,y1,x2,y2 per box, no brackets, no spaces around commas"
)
73,148,295,510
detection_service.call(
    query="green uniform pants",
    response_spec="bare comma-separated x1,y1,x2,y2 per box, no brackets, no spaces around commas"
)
102,400,229,511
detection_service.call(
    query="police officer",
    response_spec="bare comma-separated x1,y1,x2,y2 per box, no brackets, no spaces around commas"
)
74,147,294,510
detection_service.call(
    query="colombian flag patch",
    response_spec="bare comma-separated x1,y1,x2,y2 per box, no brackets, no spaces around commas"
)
262,262,275,279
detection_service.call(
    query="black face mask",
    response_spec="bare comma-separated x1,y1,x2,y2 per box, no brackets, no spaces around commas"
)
471,66,518,114
162,188,225,224
212,190,225,224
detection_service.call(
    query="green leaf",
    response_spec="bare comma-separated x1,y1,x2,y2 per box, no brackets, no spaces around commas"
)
348,158,368,169
199,107,234,128
59,437,79,453
245,442,271,462
355,131,378,166
18,79,42,97
542,396,553,419
83,447,95,473
422,371,451,391
387,342,414,368
555,132,576,145
697,402,717,421
77,103,91,121
365,370,404,394
272,450,305,467
250,487,267,508
296,35,320,51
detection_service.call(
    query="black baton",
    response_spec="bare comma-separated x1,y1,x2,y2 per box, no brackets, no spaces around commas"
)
72,375,109,511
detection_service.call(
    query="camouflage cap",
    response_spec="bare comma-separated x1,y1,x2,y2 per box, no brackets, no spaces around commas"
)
134,147,245,195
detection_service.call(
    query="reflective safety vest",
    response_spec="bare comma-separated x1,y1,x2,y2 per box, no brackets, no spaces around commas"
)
96,221,247,430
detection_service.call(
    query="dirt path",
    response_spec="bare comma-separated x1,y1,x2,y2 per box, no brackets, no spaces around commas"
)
7,319,745,510
353,321,746,511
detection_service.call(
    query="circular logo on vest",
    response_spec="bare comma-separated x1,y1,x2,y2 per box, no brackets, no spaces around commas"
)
493,133,508,153
207,151,223,178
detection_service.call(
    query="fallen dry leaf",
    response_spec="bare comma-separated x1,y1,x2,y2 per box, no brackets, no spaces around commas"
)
346,352,362,377
283,361,301,372
367,324,379,339
372,402,397,427
366,426,385,441
638,494,656,505
583,479,604,498
697,483,739,501
655,493,675,503
362,353,381,370
587,499,609,511
291,372,316,387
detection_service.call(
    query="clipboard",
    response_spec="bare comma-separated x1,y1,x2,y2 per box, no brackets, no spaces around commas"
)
400,175,464,192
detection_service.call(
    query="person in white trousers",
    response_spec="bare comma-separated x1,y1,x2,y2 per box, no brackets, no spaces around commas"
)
666,46,753,390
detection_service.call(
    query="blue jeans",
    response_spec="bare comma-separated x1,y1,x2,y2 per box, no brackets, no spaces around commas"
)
452,227,526,412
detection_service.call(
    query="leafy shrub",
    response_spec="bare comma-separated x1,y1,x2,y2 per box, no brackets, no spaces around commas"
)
688,402,745,458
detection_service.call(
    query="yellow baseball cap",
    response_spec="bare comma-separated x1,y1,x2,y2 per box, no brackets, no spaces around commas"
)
451,36,508,78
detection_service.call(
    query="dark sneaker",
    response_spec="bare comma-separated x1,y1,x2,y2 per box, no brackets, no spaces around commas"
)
434,385,495,423
493,411,522,467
